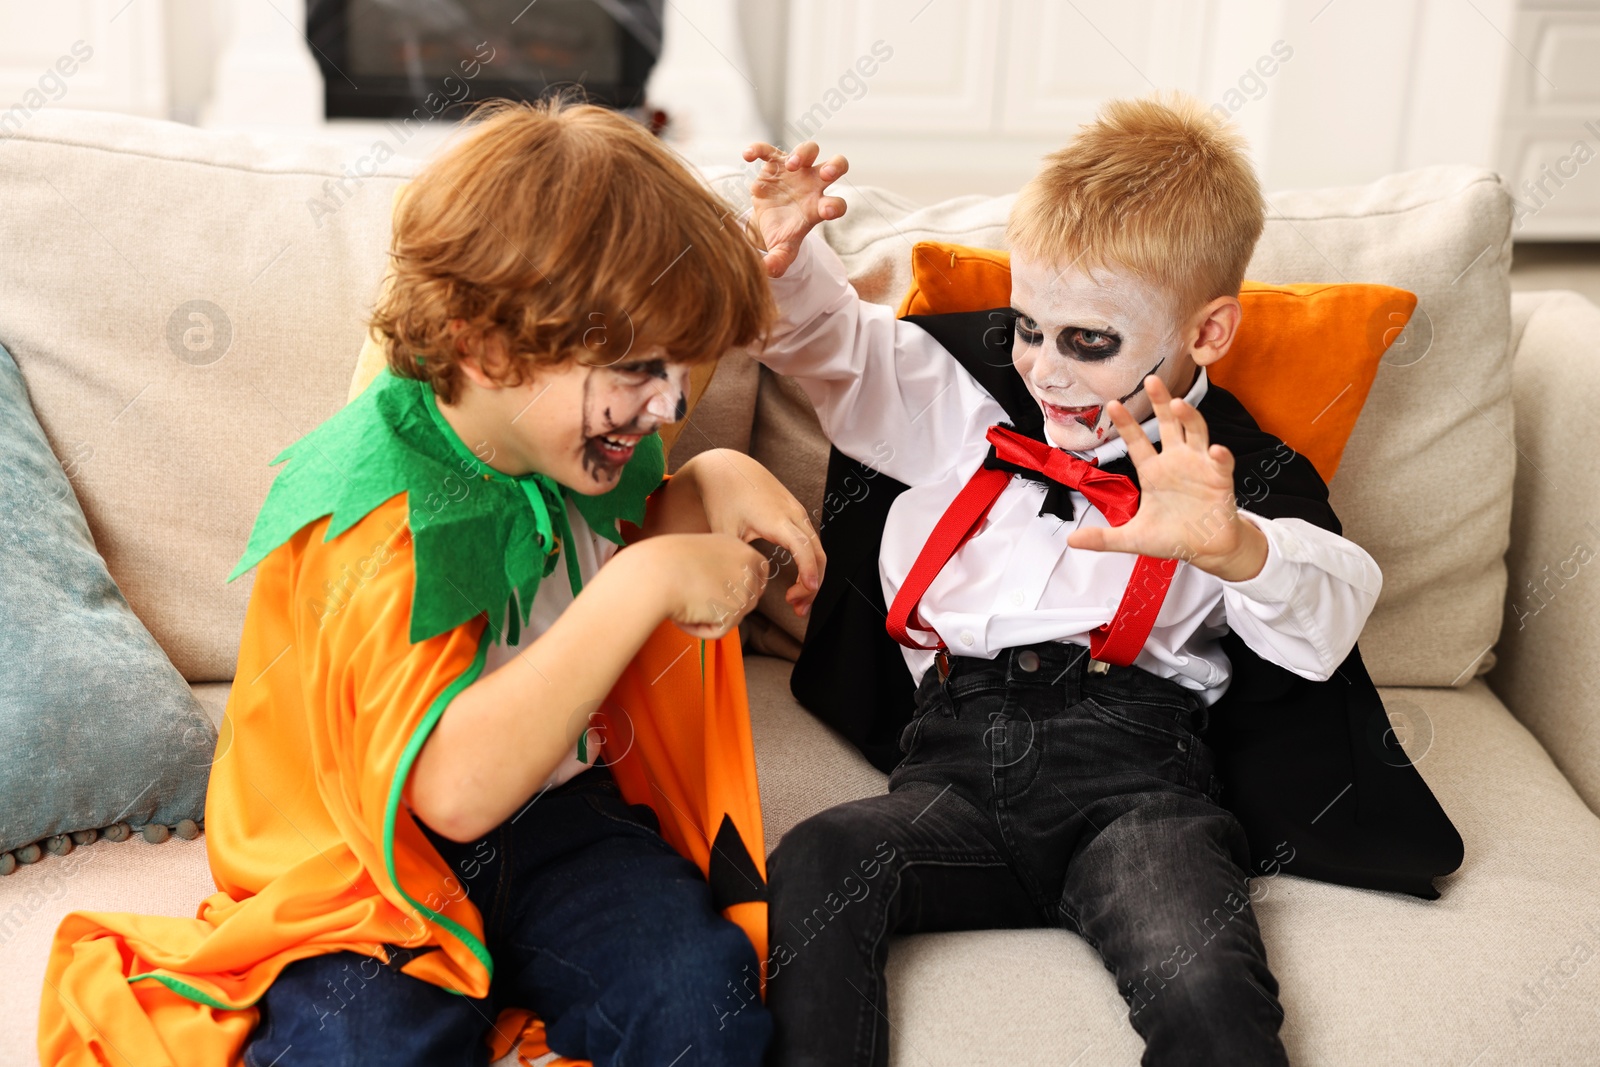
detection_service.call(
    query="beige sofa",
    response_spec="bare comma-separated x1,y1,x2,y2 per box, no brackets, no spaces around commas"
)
2,108,1597,1066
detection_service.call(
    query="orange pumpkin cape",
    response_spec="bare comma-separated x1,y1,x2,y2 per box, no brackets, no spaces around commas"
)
38,368,769,1067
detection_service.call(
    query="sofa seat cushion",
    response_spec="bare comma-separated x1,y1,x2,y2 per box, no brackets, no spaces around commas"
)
0,835,213,1067
7,670,1596,1066
744,656,1600,1065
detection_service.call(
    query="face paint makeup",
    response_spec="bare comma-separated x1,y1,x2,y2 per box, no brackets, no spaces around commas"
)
577,354,690,484
1115,358,1166,403
1010,253,1198,451
437,343,693,493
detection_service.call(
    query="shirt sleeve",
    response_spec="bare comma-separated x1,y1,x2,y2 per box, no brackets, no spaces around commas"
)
1215,510,1383,682
757,227,1006,487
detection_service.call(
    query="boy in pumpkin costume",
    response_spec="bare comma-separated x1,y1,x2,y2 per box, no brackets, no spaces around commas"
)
38,99,822,1067
741,93,1460,1065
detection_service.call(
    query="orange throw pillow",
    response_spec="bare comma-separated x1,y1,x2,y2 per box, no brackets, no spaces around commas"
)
896,241,1416,484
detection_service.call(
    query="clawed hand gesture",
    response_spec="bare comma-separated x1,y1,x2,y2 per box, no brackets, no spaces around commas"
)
742,140,849,278
1066,375,1267,583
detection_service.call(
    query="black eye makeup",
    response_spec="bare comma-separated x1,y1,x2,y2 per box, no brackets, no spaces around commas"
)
1013,312,1043,346
1057,327,1122,361
1011,310,1122,361
612,358,669,381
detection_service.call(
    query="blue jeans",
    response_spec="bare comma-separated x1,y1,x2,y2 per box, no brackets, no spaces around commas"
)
243,763,771,1067
765,641,1288,1067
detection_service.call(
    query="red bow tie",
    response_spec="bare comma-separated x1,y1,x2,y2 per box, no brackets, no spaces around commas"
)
984,425,1141,525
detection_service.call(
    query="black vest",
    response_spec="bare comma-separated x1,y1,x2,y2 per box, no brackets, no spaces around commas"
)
789,308,1464,899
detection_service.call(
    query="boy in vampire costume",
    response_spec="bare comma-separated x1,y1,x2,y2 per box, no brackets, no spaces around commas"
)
741,93,1462,1066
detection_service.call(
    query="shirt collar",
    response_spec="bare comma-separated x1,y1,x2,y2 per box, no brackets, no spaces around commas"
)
1067,364,1209,465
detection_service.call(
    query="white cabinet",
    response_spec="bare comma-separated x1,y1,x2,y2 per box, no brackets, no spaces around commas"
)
1496,1,1600,239
0,2,166,121
784,0,1204,197
784,0,1290,199
784,0,1526,214
998,0,1209,136
783,0,1029,197
783,0,1001,140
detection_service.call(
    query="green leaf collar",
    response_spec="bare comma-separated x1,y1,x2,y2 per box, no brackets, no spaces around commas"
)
227,367,665,646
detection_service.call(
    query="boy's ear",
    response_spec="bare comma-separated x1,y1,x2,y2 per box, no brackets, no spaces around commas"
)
1187,296,1243,367
450,319,511,388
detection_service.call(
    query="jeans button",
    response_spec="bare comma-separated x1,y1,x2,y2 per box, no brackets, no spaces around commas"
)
1017,649,1041,673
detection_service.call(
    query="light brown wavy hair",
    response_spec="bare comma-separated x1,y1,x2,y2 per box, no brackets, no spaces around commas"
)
372,95,775,404
1006,90,1266,318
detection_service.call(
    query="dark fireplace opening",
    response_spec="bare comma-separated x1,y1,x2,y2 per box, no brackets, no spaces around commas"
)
306,0,663,121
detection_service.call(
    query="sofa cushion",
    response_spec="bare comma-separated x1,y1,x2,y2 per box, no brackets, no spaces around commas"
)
0,839,214,1067
738,167,1515,688
0,342,214,860
1254,169,1515,688
1489,290,1600,816
0,109,419,682
743,655,1600,1064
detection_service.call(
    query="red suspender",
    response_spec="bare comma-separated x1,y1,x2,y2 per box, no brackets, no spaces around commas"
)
884,430,1179,667
884,465,1013,651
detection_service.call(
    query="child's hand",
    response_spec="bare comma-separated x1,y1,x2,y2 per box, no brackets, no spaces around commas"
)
742,140,849,278
684,449,826,618
1066,375,1269,583
644,533,770,640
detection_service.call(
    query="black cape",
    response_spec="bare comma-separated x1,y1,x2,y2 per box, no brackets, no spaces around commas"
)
789,307,1464,899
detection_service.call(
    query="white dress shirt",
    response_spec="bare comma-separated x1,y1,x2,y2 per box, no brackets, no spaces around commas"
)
757,230,1383,705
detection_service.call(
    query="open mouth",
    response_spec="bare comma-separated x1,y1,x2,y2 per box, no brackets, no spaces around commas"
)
589,431,643,466
1039,398,1103,430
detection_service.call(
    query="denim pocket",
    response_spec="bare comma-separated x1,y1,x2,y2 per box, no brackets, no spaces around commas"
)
1082,695,1195,745
944,682,1009,725
1080,697,1216,797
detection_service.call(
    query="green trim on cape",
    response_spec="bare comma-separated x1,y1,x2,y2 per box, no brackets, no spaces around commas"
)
226,367,665,646
382,622,496,984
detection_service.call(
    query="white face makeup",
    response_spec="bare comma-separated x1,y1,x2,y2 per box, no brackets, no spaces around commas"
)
1010,253,1198,452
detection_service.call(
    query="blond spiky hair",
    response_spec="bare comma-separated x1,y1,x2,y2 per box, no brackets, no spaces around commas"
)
1006,90,1266,316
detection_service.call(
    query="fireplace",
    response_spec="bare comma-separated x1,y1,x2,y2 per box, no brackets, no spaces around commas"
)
305,0,663,120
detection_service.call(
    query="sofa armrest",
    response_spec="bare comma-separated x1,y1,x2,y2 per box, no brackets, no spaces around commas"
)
1486,290,1600,814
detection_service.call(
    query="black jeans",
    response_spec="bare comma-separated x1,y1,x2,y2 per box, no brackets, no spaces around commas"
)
765,641,1287,1067
244,763,771,1067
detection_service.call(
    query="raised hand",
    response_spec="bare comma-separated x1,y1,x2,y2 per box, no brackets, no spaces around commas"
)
1065,374,1268,582
742,140,849,278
